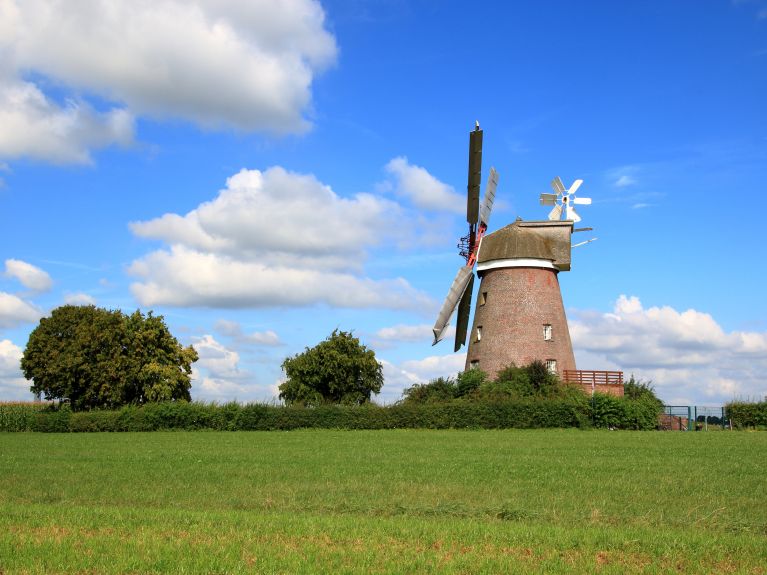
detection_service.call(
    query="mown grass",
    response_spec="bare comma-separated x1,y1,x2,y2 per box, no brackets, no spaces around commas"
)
0,429,765,573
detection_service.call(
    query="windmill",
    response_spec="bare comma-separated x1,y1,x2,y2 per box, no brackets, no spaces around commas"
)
431,122,499,351
432,125,594,380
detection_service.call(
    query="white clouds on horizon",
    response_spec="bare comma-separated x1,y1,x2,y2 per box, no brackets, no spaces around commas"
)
0,0,337,164
571,295,767,404
129,167,434,311
0,339,28,400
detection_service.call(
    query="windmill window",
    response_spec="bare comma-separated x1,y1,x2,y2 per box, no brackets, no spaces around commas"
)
545,359,557,374
479,292,487,306
469,360,480,369
543,324,552,341
475,326,483,342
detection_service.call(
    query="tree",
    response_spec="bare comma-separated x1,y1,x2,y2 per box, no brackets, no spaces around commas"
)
279,330,383,406
21,305,198,410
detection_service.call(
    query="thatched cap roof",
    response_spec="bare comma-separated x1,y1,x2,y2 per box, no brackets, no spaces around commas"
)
478,220,573,271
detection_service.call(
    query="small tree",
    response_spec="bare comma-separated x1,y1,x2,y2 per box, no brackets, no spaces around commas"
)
279,330,383,406
21,305,198,410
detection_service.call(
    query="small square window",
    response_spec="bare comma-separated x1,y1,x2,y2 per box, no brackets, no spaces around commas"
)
545,359,557,374
543,324,552,341
479,292,487,306
469,360,480,369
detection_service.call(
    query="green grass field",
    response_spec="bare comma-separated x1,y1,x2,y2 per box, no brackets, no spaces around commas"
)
1,430,765,574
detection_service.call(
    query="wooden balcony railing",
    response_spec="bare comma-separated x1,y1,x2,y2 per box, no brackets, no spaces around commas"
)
562,370,624,386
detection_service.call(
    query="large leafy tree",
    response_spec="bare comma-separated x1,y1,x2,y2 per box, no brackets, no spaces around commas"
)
279,330,383,406
21,305,198,410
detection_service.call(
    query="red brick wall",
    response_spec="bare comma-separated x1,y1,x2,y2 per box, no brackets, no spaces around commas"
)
465,266,576,380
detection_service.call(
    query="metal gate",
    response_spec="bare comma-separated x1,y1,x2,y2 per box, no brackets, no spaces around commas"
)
660,406,729,430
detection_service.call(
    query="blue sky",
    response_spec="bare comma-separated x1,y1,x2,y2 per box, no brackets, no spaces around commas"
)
1,0,766,406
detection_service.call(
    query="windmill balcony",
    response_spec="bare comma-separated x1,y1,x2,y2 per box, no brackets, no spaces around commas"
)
562,370,624,397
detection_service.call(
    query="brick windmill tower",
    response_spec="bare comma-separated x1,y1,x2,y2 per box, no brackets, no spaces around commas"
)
432,124,594,381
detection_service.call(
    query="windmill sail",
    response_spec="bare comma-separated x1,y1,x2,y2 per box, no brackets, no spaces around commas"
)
453,274,475,351
466,126,483,225
432,266,473,345
566,205,581,222
479,168,498,227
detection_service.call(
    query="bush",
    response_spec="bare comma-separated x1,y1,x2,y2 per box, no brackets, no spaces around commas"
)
401,377,458,404
726,401,767,429
13,391,662,433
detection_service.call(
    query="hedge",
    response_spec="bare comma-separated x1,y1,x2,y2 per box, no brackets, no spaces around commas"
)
1,393,662,432
725,401,767,429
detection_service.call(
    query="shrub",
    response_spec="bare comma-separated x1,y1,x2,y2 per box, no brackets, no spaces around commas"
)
401,377,458,404
726,401,767,429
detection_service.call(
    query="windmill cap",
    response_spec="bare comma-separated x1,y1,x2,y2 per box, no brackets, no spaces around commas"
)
478,220,573,271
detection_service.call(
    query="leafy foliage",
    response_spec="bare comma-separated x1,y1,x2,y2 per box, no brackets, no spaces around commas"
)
401,376,458,404
726,400,767,429
455,368,487,397
2,394,666,432
279,330,383,406
623,375,663,406
21,305,198,411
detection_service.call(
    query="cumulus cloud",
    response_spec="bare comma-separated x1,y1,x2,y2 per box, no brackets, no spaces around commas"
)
3,259,52,292
373,323,454,348
189,333,281,401
0,0,337,163
384,157,464,213
0,292,43,328
63,292,96,306
376,323,435,342
570,295,767,404
376,352,467,404
0,78,135,164
129,167,433,310
0,339,29,399
214,319,282,346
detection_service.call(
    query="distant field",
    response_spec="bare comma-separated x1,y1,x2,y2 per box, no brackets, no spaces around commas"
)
1,430,765,574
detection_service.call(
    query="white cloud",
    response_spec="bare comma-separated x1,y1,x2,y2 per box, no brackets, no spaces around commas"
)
376,352,467,404
63,292,96,306
571,295,767,404
131,167,398,269
376,323,435,342
374,323,454,348
214,319,282,346
0,339,29,400
129,167,433,310
401,352,467,382
3,259,52,292
615,175,637,187
606,165,639,188
384,157,464,213
192,334,241,379
0,77,134,164
189,334,279,401
0,0,337,163
0,292,43,328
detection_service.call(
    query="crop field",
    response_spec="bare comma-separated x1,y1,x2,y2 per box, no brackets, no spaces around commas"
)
0,430,765,574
